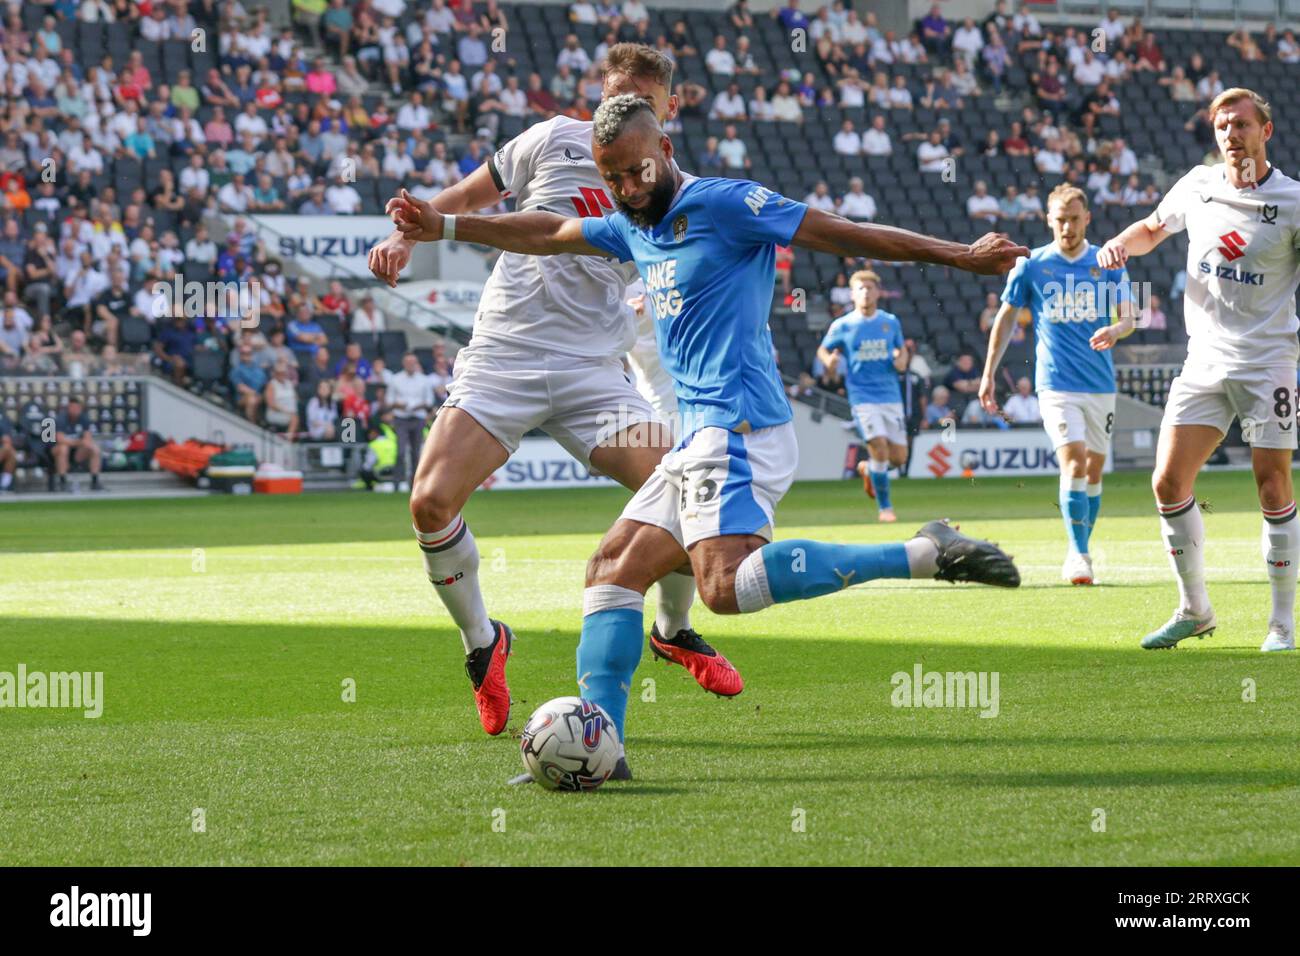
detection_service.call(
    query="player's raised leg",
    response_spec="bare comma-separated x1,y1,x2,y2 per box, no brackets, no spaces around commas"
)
571,398,743,696
1142,422,1222,649
409,406,512,732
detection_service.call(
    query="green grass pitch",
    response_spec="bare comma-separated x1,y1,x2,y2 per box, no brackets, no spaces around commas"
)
1,470,1296,866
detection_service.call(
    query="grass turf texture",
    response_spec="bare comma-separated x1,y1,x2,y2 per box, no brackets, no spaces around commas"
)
1,470,1296,866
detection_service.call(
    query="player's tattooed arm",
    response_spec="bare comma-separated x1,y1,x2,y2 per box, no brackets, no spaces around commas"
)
369,166,512,286
979,302,1025,413
389,189,603,256
791,209,1029,275
1097,210,1171,269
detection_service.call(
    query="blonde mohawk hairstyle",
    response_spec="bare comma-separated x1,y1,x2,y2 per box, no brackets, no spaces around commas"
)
592,93,657,147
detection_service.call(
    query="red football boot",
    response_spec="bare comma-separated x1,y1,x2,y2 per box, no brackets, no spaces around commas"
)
649,625,744,697
464,620,513,735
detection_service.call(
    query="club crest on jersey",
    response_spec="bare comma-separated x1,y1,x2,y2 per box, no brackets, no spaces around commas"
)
1089,267,1101,279
1261,204,1278,225
672,214,688,242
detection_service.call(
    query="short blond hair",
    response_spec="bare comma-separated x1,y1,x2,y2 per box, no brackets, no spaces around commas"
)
1209,87,1272,126
601,43,675,91
850,269,881,288
1047,184,1088,211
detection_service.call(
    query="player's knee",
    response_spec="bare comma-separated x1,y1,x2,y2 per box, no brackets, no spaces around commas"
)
585,537,637,588
1151,469,1185,504
696,571,739,615
409,478,459,529
1257,472,1292,510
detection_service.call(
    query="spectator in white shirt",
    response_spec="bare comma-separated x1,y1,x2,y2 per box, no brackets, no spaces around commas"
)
837,177,877,221
951,17,984,67
621,1,649,23
556,34,591,72
350,294,386,333
803,181,836,213
217,173,254,212
916,130,949,172
1034,138,1066,174
396,91,432,131
749,86,775,122
967,180,1000,223
709,83,747,121
1097,9,1125,48
832,120,861,157
861,114,892,156
771,81,803,122
716,125,750,171
382,146,415,179
1112,137,1138,176
888,74,913,110
325,177,362,214
1073,49,1104,88
570,2,598,26
705,35,736,76
1003,377,1041,424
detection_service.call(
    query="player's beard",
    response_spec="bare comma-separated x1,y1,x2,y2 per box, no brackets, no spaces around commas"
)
616,173,676,229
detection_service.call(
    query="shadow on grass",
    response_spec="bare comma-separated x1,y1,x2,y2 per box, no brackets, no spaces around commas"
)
1,471,1275,553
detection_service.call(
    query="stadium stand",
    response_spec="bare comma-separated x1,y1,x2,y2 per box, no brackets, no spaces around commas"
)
0,0,1296,485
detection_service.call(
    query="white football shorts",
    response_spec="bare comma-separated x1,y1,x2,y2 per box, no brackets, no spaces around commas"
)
851,401,907,445
1038,389,1116,455
442,339,662,466
621,422,799,549
1162,362,1299,450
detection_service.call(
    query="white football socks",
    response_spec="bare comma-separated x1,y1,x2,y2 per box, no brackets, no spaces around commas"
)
654,569,695,638
414,517,495,653
1157,494,1211,617
1261,504,1299,635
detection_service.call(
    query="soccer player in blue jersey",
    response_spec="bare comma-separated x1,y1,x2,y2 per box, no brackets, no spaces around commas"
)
817,270,909,522
979,185,1135,586
389,94,1026,772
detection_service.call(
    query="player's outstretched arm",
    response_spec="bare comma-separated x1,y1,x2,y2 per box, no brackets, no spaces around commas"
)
1096,211,1169,270
791,209,1029,276
369,166,508,287
389,189,604,256
979,302,1025,413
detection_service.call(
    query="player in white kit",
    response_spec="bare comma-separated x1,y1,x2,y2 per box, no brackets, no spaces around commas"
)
1097,88,1300,652
368,47,743,751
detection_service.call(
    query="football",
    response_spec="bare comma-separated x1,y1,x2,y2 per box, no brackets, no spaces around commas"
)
519,697,620,792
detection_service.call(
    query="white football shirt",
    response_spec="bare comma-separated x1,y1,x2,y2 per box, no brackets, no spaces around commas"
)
1156,163,1300,368
474,116,637,359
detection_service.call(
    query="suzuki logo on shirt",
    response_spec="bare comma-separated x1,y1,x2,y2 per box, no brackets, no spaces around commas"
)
645,258,683,317
1218,230,1248,261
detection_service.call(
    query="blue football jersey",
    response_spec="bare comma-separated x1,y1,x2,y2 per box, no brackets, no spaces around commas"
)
1000,242,1129,394
819,310,904,405
581,176,808,436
